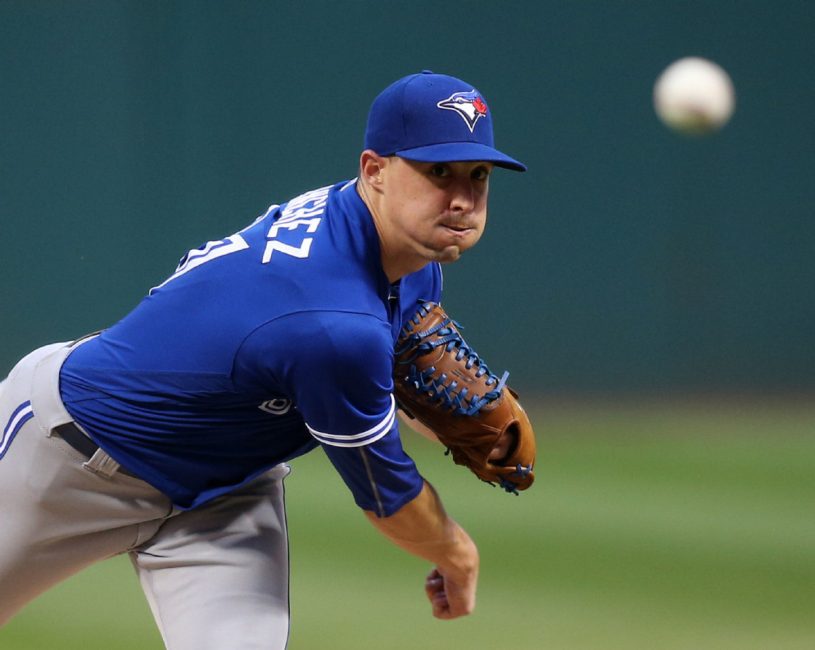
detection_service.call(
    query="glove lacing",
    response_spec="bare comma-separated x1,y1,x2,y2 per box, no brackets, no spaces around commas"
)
395,302,509,417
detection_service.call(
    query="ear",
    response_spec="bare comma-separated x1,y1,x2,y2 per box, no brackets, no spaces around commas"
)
359,149,387,187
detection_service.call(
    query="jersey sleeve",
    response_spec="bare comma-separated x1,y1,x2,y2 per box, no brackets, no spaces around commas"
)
239,311,423,516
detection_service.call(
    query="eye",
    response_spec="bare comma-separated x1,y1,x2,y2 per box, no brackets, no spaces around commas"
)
471,166,491,181
429,163,451,178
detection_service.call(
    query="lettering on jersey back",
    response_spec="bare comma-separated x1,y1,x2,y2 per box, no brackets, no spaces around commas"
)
262,185,330,263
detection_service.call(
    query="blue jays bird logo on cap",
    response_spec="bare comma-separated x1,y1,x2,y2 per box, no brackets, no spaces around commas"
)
436,90,489,133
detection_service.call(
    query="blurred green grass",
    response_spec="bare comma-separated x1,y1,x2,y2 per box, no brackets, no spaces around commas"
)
2,399,813,649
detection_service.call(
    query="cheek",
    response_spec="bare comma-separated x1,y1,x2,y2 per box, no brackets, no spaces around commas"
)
467,212,488,246
474,207,488,232
471,224,486,246
476,188,490,210
404,190,447,220
394,179,437,211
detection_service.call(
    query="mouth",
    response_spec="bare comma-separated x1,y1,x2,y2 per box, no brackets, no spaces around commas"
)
439,222,476,237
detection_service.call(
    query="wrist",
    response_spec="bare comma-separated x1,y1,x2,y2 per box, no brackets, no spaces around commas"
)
437,525,479,580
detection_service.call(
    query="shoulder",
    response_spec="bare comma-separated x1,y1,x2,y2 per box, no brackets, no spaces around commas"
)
241,310,396,436
296,310,391,357
234,308,395,405
242,309,392,374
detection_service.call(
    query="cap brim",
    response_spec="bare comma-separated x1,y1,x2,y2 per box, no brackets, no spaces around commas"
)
395,142,527,172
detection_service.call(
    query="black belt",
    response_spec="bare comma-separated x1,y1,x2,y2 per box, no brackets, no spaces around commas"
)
54,422,137,478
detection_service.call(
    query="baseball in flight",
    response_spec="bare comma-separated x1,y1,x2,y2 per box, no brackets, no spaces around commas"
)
653,57,735,135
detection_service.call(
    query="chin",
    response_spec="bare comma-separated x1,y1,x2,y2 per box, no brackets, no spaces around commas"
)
433,245,465,264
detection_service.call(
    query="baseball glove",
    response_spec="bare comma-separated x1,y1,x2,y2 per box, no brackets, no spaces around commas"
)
393,301,536,494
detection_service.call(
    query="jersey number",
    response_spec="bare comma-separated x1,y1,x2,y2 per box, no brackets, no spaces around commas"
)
150,235,249,294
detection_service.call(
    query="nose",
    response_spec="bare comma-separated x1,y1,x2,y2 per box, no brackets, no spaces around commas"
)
448,178,476,213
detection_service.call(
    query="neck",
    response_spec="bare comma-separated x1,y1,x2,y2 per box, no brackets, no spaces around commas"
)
356,177,424,283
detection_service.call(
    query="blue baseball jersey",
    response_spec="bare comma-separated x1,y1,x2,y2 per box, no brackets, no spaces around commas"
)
59,179,442,513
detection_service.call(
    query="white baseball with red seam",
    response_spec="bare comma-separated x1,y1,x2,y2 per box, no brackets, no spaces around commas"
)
653,57,735,135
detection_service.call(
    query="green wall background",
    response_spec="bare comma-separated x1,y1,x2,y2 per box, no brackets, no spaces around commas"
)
1,1,813,394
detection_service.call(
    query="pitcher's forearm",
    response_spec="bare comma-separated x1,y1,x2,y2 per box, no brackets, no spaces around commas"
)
364,481,478,578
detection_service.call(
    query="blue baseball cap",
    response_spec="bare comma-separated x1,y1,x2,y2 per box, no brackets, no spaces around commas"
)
364,70,526,172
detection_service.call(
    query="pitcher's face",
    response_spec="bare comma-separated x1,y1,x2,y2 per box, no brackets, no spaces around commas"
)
378,157,491,265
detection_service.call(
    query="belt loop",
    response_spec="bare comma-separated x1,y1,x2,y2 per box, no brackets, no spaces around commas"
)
83,448,122,479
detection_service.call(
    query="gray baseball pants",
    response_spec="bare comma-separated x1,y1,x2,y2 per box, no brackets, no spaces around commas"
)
0,342,292,649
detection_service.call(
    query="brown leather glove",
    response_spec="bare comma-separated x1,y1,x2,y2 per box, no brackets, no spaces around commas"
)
393,301,536,494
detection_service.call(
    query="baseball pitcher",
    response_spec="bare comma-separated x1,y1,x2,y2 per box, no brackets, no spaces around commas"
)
0,71,535,649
